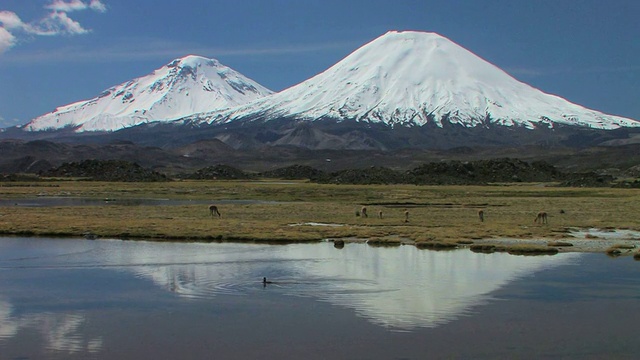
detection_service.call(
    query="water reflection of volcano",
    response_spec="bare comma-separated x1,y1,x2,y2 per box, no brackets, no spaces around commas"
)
109,241,581,330
282,245,582,329
0,298,103,353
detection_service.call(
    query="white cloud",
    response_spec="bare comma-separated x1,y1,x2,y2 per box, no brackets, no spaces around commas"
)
89,0,107,13
0,1,106,53
45,0,106,13
0,26,16,53
46,0,90,13
35,11,90,36
0,11,40,36
0,11,24,30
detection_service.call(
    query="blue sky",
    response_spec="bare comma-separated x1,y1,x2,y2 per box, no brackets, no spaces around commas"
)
0,0,638,127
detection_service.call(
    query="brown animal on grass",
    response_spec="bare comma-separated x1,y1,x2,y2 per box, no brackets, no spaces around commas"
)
534,211,547,224
209,205,221,218
478,210,484,222
360,206,368,218
404,210,409,223
378,210,383,219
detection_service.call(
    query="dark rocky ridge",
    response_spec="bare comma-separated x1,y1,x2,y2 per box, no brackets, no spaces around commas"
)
307,159,615,186
183,164,252,180
40,159,170,182
6,158,623,187
259,165,326,180
2,136,640,177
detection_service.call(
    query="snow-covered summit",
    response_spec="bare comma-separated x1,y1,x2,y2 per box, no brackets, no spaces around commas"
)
196,31,638,130
25,55,273,132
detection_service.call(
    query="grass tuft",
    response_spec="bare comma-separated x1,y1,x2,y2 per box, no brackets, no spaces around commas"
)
470,244,497,253
548,241,574,247
456,240,474,245
606,247,623,257
416,241,458,250
471,243,558,255
367,238,402,247
609,244,636,250
605,244,636,257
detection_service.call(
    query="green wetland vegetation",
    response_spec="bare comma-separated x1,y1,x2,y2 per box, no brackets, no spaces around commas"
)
0,180,639,255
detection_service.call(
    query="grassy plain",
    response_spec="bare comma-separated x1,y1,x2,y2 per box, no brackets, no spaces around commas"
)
0,180,639,251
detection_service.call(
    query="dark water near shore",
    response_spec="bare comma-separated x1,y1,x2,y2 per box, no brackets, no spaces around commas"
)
0,238,638,359
0,197,278,207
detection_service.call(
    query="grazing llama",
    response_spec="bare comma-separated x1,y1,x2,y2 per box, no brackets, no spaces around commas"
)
209,205,221,218
534,211,548,224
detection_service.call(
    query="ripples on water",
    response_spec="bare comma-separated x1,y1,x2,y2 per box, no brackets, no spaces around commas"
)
0,301,103,354
1,238,583,330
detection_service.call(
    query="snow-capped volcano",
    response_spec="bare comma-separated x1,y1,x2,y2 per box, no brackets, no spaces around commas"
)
24,55,273,132
195,31,638,130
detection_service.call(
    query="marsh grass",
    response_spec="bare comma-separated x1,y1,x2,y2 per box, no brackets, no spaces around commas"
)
367,238,403,247
502,245,560,256
470,243,559,255
1,180,639,245
415,241,459,250
609,244,636,250
606,248,623,257
604,244,637,258
548,241,574,247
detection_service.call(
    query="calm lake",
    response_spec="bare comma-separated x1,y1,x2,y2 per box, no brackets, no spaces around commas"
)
0,237,638,359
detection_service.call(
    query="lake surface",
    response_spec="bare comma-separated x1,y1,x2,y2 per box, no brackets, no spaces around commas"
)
0,237,638,359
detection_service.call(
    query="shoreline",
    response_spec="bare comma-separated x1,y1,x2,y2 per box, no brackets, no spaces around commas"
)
467,237,640,254
330,227,640,256
1,228,639,257
332,237,640,255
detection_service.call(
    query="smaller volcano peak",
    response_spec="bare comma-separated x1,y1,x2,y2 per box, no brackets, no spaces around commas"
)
168,55,221,69
24,55,272,132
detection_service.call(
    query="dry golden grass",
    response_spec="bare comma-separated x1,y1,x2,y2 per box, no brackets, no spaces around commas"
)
0,180,639,244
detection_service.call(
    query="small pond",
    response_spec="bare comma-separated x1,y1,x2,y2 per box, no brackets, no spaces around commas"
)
0,237,638,359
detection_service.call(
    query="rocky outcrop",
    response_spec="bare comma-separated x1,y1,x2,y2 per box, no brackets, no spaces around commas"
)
260,165,327,180
41,159,170,182
185,164,253,180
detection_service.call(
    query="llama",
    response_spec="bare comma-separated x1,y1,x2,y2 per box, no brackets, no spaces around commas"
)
478,210,484,222
209,205,221,218
534,211,548,224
